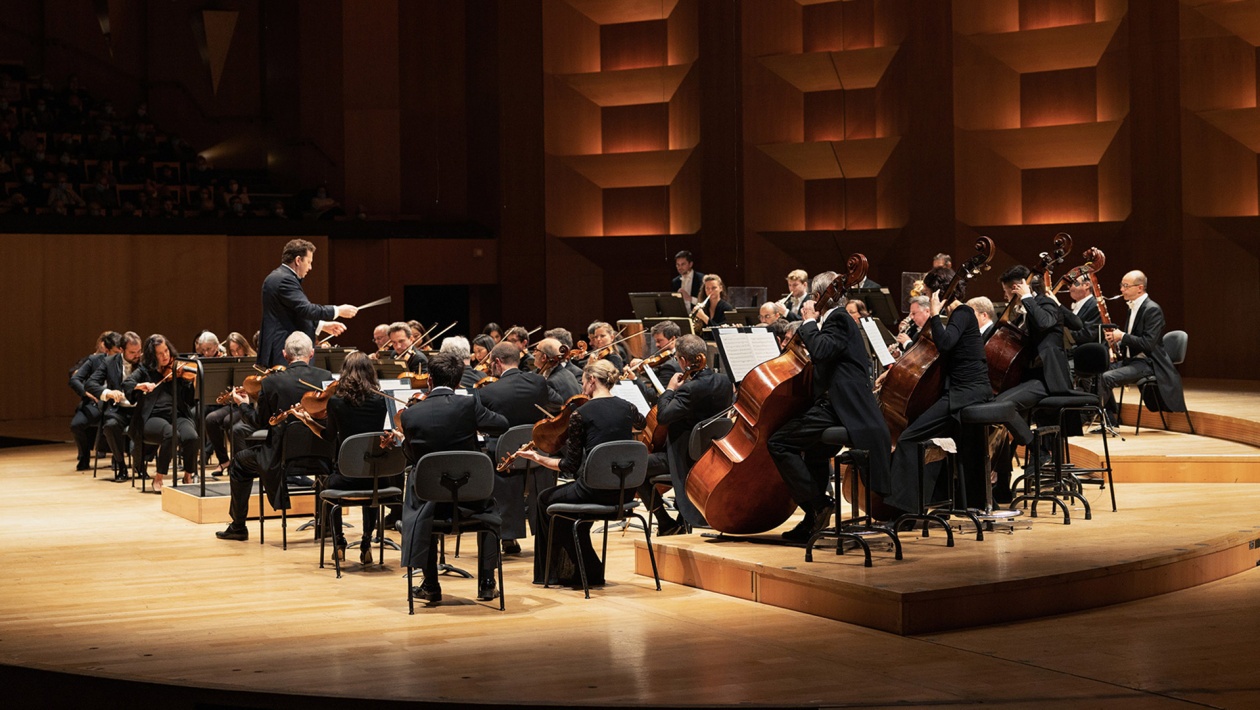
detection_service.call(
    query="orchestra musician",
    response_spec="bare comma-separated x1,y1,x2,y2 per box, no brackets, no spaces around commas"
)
585,321,627,370
215,332,334,542
370,324,390,356
768,271,892,542
536,337,581,401
322,352,393,564
691,274,735,336
894,296,930,354
386,321,428,373
1097,270,1187,423
439,336,490,390
644,334,733,534
70,331,122,470
224,332,256,358
482,322,503,344
672,250,704,307
882,268,998,516
397,352,509,604
759,302,783,325
967,296,997,343
204,332,257,474
89,332,142,481
624,320,682,405
471,334,496,371
776,269,810,321
120,334,199,492
1066,276,1101,344
194,331,224,358
517,359,648,588
475,341,554,555
502,326,534,372
258,239,358,368
543,327,584,384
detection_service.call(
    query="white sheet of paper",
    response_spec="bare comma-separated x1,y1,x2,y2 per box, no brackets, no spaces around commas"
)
861,317,896,367
643,365,665,395
714,328,781,382
611,381,651,416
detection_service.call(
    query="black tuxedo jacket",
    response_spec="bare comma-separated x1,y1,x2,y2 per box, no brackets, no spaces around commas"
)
928,305,991,413
1070,295,1101,343
1120,297,1187,412
1020,294,1074,395
546,365,582,403
475,368,554,425
87,352,130,399
672,270,705,300
257,264,334,368
799,313,893,492
70,352,106,404
655,367,733,444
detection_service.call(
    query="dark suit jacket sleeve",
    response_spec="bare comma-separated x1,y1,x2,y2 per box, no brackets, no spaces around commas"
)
474,399,509,437
1123,301,1164,356
70,355,96,397
1023,295,1062,331
277,270,335,323
86,359,110,399
798,315,857,364
931,307,971,353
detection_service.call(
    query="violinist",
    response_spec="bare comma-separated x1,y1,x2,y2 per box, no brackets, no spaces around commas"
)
517,359,647,588
216,332,333,542
120,334,200,492
624,320,682,404
584,321,626,370
691,274,735,336
258,239,358,367
536,337,581,401
322,352,393,564
768,272,891,542
397,352,508,604
759,302,783,325
475,341,554,554
471,334,495,371
70,331,122,470
89,331,142,481
204,332,258,474
644,334,733,534
386,321,428,373
224,332,256,358
370,324,390,356
439,336,490,390
882,268,993,517
194,331,224,358
482,322,503,344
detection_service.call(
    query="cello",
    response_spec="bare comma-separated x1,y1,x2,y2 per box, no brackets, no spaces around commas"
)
686,254,868,535
636,351,702,453
879,237,995,441
985,232,1072,394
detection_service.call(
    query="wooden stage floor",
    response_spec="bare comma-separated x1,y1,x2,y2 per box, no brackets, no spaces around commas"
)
1,380,1258,707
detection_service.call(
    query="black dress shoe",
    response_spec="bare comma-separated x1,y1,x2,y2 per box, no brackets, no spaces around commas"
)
780,516,815,543
359,539,373,565
411,585,442,603
477,582,499,601
76,461,91,471
781,501,835,543
502,539,521,555
113,466,129,482
657,521,687,536
215,526,249,541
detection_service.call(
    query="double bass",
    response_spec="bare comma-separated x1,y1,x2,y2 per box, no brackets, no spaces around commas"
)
985,232,1072,394
879,237,995,440
686,254,868,535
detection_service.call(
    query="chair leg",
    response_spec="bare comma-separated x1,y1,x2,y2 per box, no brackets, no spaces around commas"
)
543,515,558,590
572,518,591,599
495,535,506,611
634,513,661,591
407,564,415,615
258,483,265,545
331,504,343,579
319,500,328,569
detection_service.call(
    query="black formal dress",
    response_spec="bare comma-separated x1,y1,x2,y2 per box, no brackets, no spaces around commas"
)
86,353,134,470
257,263,335,368
701,299,735,332
1098,296,1186,414
69,352,106,468
323,394,392,543
885,305,993,513
123,364,199,479
475,368,554,540
768,311,892,515
650,367,733,527
223,360,334,530
398,387,508,587
533,396,647,586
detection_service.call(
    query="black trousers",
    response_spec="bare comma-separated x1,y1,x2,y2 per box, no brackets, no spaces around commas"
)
533,482,624,586
884,398,988,514
70,401,102,465
768,400,841,513
204,405,253,465
101,408,130,467
1100,358,1154,413
135,415,198,476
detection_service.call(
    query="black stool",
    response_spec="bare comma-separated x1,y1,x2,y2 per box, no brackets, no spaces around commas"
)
959,401,1032,532
1033,391,1115,512
1009,425,1075,524
805,427,902,567
894,441,985,544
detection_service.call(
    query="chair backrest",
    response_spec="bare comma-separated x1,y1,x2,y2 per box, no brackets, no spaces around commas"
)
494,424,535,471
688,415,734,461
280,420,335,472
1163,330,1188,365
579,440,649,492
1072,342,1111,377
336,432,407,481
412,451,495,505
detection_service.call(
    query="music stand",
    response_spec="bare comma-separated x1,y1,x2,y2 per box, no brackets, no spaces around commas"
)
170,356,255,497
710,326,781,384
725,307,763,326
315,347,355,374
373,360,408,381
849,287,901,326
629,291,689,319
644,315,697,337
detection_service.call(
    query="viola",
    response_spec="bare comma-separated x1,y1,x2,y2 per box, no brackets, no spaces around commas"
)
496,394,590,473
242,365,285,398
686,254,868,535
472,375,498,389
397,371,431,391
985,232,1072,394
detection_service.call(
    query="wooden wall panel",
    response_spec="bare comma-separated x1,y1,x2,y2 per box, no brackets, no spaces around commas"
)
603,103,670,153
0,236,48,422
601,21,668,71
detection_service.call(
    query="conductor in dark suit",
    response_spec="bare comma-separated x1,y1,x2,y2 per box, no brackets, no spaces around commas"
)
398,352,509,603
216,332,334,541
671,250,704,308
257,239,358,368
476,341,554,554
768,271,893,542
1099,270,1187,417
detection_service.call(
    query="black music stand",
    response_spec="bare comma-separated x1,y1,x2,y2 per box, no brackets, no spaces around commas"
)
644,315,697,337
725,307,763,326
629,291,689,319
315,347,355,374
850,287,901,325
373,360,408,381
170,356,254,497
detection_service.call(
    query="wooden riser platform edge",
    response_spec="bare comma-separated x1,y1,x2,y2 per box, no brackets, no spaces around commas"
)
635,527,1260,636
161,485,317,524
1119,402,1260,447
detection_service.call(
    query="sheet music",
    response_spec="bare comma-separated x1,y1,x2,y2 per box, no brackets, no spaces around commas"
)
643,365,665,395
861,318,896,367
714,327,781,383
611,381,651,416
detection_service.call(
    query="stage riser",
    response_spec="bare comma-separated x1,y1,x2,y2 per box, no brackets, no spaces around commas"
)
161,486,318,524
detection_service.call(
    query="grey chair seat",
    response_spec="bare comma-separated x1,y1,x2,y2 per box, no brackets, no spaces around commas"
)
820,426,851,447
547,501,640,516
320,487,403,500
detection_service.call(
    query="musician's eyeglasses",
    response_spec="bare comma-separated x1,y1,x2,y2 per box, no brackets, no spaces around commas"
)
1119,283,1135,290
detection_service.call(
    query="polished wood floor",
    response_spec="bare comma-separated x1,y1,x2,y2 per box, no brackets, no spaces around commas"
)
2,440,1258,708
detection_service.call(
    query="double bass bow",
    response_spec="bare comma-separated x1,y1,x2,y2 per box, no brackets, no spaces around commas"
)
879,237,995,441
686,254,868,535
985,232,1072,394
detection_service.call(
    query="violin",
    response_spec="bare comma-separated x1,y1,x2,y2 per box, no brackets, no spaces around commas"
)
472,375,498,389
371,387,426,449
637,352,703,453
269,403,325,437
216,386,245,405
623,347,675,381
397,371,431,391
687,254,869,534
496,394,590,473
298,379,338,419
159,360,198,384
242,365,285,398
986,232,1072,394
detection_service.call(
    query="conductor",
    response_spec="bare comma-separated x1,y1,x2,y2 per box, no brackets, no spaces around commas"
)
258,239,359,367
